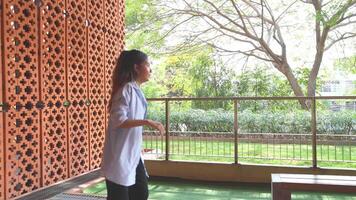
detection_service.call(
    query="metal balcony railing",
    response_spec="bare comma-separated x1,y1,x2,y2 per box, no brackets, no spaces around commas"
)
142,96,356,169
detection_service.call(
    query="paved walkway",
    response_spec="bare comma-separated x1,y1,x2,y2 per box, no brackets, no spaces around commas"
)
16,170,102,200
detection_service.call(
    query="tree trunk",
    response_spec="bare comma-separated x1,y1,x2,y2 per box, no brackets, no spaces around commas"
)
307,53,322,98
307,29,329,97
278,63,309,109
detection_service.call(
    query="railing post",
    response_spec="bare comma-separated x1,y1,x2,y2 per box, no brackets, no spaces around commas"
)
311,97,317,168
234,99,238,164
165,99,170,161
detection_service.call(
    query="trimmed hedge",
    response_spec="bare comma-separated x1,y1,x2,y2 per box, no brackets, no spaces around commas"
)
147,109,356,134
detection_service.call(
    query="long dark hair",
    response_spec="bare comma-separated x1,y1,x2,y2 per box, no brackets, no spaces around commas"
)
108,49,148,111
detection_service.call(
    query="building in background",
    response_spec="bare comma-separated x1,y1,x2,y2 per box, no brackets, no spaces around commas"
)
321,70,356,111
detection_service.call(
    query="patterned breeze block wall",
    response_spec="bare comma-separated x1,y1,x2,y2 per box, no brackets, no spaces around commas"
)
0,0,125,199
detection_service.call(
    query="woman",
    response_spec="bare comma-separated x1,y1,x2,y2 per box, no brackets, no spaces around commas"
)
101,49,165,200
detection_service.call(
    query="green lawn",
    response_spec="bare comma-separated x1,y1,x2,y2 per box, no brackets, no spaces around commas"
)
143,139,356,168
83,179,356,200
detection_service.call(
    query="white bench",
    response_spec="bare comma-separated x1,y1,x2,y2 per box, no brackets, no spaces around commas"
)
271,173,356,200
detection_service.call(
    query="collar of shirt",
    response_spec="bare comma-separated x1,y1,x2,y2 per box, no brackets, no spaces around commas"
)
130,81,148,109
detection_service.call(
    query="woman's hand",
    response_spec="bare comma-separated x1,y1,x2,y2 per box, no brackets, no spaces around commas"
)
145,119,165,136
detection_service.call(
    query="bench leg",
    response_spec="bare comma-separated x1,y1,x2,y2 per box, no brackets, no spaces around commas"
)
272,183,291,200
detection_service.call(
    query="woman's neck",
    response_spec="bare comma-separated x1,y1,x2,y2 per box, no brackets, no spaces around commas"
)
135,79,142,86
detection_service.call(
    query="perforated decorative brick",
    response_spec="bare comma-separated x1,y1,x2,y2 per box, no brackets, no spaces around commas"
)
3,0,41,198
87,0,105,170
1,0,125,199
67,0,89,177
104,0,125,130
0,0,5,198
40,0,69,186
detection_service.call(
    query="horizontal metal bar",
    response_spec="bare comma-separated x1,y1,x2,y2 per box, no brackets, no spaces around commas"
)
147,96,356,101
144,131,356,137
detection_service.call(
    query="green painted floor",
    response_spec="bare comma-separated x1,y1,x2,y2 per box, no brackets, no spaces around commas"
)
83,179,356,200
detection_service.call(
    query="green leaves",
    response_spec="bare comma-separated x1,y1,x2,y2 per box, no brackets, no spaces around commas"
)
295,67,325,95
125,0,165,54
335,56,356,74
146,108,356,134
315,0,355,28
315,10,327,25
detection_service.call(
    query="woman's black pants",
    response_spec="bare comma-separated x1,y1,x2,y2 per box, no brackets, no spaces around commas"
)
106,159,148,200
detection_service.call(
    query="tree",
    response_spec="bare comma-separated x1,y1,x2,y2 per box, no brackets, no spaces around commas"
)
157,0,356,109
155,47,238,109
335,56,356,74
334,55,356,95
125,0,168,55
190,50,239,109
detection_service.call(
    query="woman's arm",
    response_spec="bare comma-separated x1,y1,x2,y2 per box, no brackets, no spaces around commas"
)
118,119,165,135
111,84,165,134
117,119,148,128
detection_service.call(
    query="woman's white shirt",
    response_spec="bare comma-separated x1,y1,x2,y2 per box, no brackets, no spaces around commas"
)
101,81,147,186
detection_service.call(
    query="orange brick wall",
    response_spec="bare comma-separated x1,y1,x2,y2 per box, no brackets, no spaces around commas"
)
0,0,125,199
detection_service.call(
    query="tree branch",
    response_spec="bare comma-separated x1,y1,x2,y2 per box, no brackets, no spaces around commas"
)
172,7,255,39
331,19,356,30
144,15,196,46
300,0,313,4
207,42,274,62
325,32,356,50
